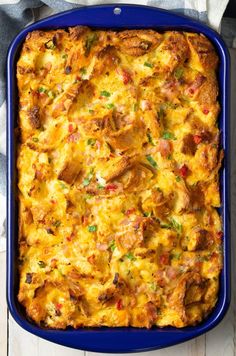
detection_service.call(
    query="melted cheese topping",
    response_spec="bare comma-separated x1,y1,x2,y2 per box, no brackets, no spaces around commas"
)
17,27,223,329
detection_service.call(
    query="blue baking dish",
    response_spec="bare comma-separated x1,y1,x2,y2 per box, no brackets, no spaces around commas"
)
7,4,230,353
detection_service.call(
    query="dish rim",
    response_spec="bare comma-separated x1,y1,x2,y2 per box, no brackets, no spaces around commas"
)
6,4,231,353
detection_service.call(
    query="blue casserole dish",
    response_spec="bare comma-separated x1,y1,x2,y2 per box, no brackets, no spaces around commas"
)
7,4,230,353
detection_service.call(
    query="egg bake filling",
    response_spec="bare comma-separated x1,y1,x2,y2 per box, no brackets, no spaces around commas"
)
17,26,223,328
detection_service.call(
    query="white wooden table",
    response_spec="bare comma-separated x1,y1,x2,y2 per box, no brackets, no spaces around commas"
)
1,48,235,356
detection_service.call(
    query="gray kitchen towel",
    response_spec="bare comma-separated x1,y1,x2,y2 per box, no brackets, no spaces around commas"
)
0,0,229,251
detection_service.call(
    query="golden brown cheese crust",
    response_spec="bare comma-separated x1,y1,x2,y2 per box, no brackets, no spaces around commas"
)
17,27,223,329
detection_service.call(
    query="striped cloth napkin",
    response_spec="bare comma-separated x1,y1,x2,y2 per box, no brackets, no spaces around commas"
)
0,0,229,251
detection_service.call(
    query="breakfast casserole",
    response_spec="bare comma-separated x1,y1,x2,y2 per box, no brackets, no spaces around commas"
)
17,26,223,329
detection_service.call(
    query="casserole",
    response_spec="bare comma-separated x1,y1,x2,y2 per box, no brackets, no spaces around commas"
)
16,26,223,328
7,4,230,352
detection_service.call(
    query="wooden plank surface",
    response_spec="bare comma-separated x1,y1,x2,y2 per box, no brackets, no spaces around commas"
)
87,335,206,356
8,315,39,356
3,49,236,356
0,251,8,356
8,315,85,356
204,47,236,356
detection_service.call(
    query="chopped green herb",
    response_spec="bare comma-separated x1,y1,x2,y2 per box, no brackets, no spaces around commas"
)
85,194,93,200
106,142,114,152
106,103,115,109
158,107,164,119
171,252,181,260
162,131,176,140
59,182,67,189
144,61,153,68
53,220,61,228
146,155,158,169
167,154,172,160
47,90,56,99
161,218,182,234
198,255,209,262
100,90,111,97
160,103,168,110
109,240,116,252
147,131,154,145
25,273,33,284
161,101,178,110
87,138,96,146
97,184,105,189
32,137,39,142
57,268,64,276
45,39,55,50
83,178,90,187
83,168,94,186
38,87,47,94
89,167,94,176
80,67,87,75
170,218,182,234
84,33,98,56
174,67,184,80
150,282,158,291
176,176,181,182
88,225,97,232
143,212,151,217
65,66,72,74
133,103,138,112
38,261,46,268
124,252,136,261
62,54,68,59
46,228,54,235
160,223,171,229
89,109,94,114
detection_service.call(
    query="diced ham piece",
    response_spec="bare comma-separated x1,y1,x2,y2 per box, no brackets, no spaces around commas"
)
106,183,118,191
116,67,133,84
68,123,74,133
67,132,80,143
166,266,179,280
116,299,123,310
121,69,132,84
158,139,173,158
193,135,202,144
186,74,205,96
203,108,209,115
179,164,189,178
159,252,170,265
96,243,108,251
125,208,136,216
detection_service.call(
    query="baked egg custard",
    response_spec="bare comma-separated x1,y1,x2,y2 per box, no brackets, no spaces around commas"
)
17,27,223,328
